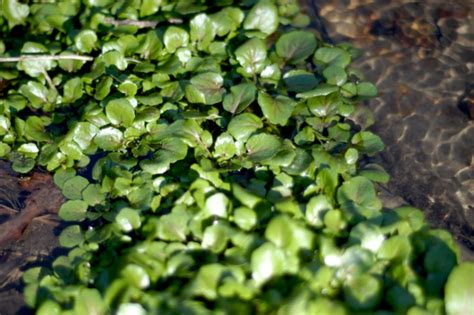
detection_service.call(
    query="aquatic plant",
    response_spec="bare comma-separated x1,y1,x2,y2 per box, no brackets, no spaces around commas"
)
0,0,472,314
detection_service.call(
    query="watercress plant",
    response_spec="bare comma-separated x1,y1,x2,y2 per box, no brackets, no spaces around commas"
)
0,0,472,314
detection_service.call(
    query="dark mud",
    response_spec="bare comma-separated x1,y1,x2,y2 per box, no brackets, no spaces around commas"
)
0,161,64,315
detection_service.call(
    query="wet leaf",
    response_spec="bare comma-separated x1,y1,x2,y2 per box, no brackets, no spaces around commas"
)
2,0,29,28
234,38,267,78
202,223,229,253
276,31,317,63
246,133,281,162
94,127,123,151
59,225,84,248
323,65,347,86
233,207,257,231
445,263,474,315
106,98,135,127
62,176,89,200
357,82,378,97
63,78,84,103
306,195,332,228
115,207,141,232
251,242,288,286
343,274,382,310
351,131,384,155
140,0,161,17
164,26,189,53
228,113,263,141
140,138,187,174
257,91,296,126
190,13,215,50
59,200,88,222
223,83,257,114
185,72,224,105
74,30,97,53
314,47,351,68
243,0,279,35
336,176,382,219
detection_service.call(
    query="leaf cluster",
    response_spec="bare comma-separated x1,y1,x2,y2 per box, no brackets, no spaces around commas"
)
0,0,472,314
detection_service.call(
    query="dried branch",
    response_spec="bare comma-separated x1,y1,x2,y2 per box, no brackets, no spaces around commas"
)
0,55,94,63
103,17,183,28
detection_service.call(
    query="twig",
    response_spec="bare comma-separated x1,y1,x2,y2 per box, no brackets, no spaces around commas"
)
103,17,183,28
0,55,94,63
42,69,58,94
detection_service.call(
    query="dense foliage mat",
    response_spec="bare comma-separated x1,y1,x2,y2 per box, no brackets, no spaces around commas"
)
0,0,472,314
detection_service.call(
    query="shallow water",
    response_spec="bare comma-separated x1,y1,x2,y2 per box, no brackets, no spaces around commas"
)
307,0,474,249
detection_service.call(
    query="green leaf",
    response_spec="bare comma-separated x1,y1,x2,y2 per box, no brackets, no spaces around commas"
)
296,85,339,99
118,80,138,97
228,113,263,141
140,0,161,17
351,131,384,155
73,288,107,315
214,133,236,160
343,274,382,310
257,92,296,126
2,0,29,28
202,223,229,253
243,0,279,35
54,168,76,189
164,26,189,53
323,65,347,86
19,81,50,108
18,42,55,78
283,70,318,93
265,215,314,254
59,225,84,248
156,212,189,242
185,72,224,105
357,82,378,97
94,77,113,100
276,31,317,63
223,83,257,114
74,30,97,53
190,13,215,50
140,138,188,174
233,207,257,231
11,154,35,173
306,195,332,228
234,38,267,78
94,127,123,151
246,133,281,162
136,30,163,60
336,176,382,219
211,7,244,36
62,176,89,200
445,263,474,315
115,208,141,232
204,192,230,218
82,184,105,206
190,264,226,300
106,98,135,127
251,242,288,286
377,235,412,262
63,77,84,103
314,47,351,68
102,50,128,71
59,200,88,222
121,264,150,289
